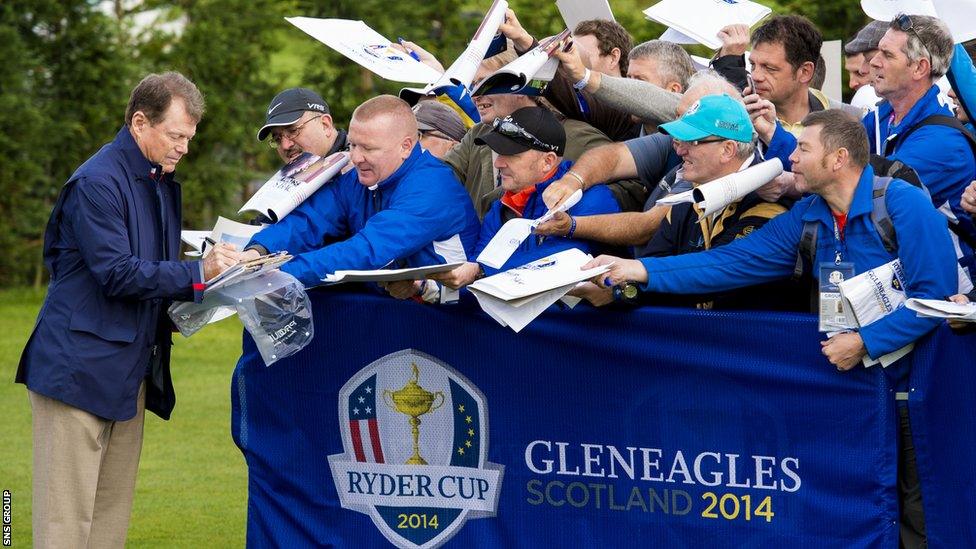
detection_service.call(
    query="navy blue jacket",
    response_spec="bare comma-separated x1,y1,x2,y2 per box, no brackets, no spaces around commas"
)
640,167,957,374
251,144,481,287
17,127,204,421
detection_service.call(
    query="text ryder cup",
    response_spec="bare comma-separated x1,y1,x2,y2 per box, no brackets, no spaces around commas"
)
331,462,502,512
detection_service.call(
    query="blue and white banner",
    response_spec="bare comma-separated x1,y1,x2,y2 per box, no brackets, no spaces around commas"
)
230,291,976,548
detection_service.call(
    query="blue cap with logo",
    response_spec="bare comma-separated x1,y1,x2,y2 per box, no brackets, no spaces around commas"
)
659,93,754,143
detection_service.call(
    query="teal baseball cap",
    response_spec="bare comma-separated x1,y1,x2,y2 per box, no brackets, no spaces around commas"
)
659,93,754,143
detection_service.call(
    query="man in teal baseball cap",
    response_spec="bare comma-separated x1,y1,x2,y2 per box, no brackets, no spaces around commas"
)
633,92,800,310
659,93,755,146
656,93,757,189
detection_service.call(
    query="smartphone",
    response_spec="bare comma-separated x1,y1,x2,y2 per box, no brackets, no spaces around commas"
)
745,73,756,96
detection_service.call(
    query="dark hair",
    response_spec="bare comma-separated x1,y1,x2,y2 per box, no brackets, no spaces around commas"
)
125,71,204,126
751,15,823,72
573,19,633,75
811,54,826,89
801,110,870,168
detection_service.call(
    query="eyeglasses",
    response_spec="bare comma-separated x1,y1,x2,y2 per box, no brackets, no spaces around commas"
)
269,114,323,149
671,137,726,149
894,13,933,66
491,117,558,152
419,129,453,142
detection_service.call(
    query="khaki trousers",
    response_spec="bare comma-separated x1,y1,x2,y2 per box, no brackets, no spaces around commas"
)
29,382,146,549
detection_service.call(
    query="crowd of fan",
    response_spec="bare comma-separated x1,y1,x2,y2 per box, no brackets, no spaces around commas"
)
252,10,976,318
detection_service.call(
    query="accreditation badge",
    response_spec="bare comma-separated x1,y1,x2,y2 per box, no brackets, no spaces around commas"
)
818,262,855,332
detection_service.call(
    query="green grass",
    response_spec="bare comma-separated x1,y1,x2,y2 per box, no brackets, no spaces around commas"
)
0,288,247,548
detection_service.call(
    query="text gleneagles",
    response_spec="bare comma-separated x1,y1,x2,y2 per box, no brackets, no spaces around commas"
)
524,440,801,492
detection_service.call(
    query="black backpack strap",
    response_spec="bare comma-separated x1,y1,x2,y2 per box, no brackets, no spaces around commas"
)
793,220,819,281
870,176,898,253
893,114,976,157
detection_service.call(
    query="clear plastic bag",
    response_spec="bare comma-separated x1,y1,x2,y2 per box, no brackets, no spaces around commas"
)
224,270,313,365
168,269,313,365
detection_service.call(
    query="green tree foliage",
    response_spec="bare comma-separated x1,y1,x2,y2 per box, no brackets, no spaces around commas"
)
0,1,135,286
157,0,296,230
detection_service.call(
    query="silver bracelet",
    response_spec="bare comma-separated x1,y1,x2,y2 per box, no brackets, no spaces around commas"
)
566,170,586,190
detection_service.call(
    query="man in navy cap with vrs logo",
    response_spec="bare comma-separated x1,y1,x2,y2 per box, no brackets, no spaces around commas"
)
257,87,348,164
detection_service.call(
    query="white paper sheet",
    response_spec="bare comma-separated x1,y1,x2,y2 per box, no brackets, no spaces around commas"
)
643,0,771,50
470,248,610,301
821,40,843,103
470,282,577,332
556,0,615,30
183,217,263,258
661,27,697,45
425,0,509,92
477,219,535,269
655,188,695,207
180,230,212,252
322,262,465,283
691,159,783,220
285,17,444,83
476,189,583,269
472,30,570,96
906,297,976,321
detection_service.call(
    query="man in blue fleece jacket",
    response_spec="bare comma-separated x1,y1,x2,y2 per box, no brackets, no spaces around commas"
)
241,95,480,302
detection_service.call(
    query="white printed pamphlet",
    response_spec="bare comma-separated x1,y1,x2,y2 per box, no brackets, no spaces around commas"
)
323,262,465,284
477,189,583,269
468,248,610,332
906,297,976,322
643,0,771,50
285,17,444,83
240,151,349,223
837,259,913,367
556,0,615,30
655,159,783,221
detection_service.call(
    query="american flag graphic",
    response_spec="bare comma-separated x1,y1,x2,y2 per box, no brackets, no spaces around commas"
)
347,374,385,463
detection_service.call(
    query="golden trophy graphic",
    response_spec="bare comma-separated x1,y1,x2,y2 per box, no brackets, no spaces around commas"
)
383,363,445,465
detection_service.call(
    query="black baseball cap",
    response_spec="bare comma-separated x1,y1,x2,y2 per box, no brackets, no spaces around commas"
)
475,106,566,156
257,87,330,141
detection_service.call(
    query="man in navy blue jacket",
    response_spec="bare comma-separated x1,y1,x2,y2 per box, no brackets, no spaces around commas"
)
588,110,957,545
17,72,240,548
242,95,480,302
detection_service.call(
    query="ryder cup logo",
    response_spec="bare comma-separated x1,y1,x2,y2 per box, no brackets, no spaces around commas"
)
329,349,504,548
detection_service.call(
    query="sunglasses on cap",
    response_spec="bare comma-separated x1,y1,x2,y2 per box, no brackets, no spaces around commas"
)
894,13,933,64
491,116,559,153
